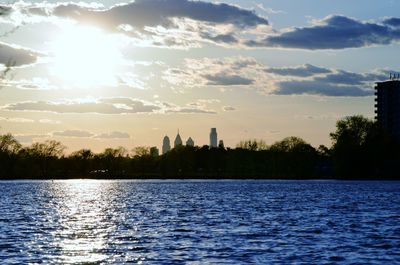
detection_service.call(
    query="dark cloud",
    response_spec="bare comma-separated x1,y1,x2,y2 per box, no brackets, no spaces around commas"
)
266,64,331,77
275,80,373,97
13,0,267,47
94,131,130,139
200,32,238,44
248,15,400,49
314,70,387,85
53,130,94,138
0,5,12,16
270,64,388,97
383,17,400,27
49,0,268,31
0,42,37,66
222,106,235,111
165,55,387,97
204,73,254,86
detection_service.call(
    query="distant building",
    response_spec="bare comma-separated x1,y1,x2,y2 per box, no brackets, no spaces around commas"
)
218,140,224,149
210,128,218,148
375,79,400,142
174,131,183,148
162,136,171,154
150,147,159,157
186,137,194,146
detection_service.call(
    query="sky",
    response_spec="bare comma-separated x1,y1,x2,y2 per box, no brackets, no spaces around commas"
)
0,0,399,153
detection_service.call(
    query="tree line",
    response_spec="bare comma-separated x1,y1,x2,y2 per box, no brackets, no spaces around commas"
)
0,115,399,179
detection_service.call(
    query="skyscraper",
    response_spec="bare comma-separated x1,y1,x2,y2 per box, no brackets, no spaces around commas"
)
174,130,183,148
162,135,171,154
375,79,400,142
210,128,217,148
218,140,224,149
186,137,194,146
150,146,159,157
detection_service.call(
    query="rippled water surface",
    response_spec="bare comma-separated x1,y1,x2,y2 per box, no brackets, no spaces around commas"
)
1,180,400,264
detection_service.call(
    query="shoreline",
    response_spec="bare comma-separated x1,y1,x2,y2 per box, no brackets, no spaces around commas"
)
1,177,399,181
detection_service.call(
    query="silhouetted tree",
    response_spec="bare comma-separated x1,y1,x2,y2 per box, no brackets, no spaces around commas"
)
330,115,396,179
0,133,22,177
95,147,129,177
69,149,94,176
317,145,331,157
21,140,65,177
237,139,268,151
269,137,318,178
131,146,150,157
0,133,21,153
1,121,398,179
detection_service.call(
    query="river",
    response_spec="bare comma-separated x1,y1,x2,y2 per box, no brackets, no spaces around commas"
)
1,180,399,264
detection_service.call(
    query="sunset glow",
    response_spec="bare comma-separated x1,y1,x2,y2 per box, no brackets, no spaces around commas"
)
50,26,121,88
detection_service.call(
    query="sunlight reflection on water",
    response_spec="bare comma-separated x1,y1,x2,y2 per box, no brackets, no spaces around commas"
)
51,180,111,263
1,180,400,264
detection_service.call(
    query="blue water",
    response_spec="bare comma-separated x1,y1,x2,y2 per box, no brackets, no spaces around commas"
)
0,180,399,264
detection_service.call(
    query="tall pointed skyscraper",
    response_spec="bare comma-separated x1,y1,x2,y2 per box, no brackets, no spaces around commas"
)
186,137,194,146
162,135,171,154
210,128,218,148
174,130,183,148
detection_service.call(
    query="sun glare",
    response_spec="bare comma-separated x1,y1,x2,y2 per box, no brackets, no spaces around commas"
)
50,26,122,88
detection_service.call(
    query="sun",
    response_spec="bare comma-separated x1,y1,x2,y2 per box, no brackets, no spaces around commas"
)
50,26,122,88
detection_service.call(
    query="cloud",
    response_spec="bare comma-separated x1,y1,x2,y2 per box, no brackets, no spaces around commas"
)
256,4,285,15
5,0,268,48
3,78,55,90
314,70,387,85
14,134,48,143
268,64,389,97
0,5,12,17
294,113,342,121
266,64,331,77
0,116,34,123
163,101,216,114
222,106,235,111
12,130,130,142
164,56,390,97
39,119,61,124
0,42,37,66
198,99,220,104
49,0,268,30
247,15,400,49
204,73,253,86
53,130,94,138
2,98,161,114
1,97,216,114
53,130,130,139
166,108,216,114
383,17,400,27
200,32,238,44
164,57,262,88
5,3,400,50
274,80,373,97
94,131,130,139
